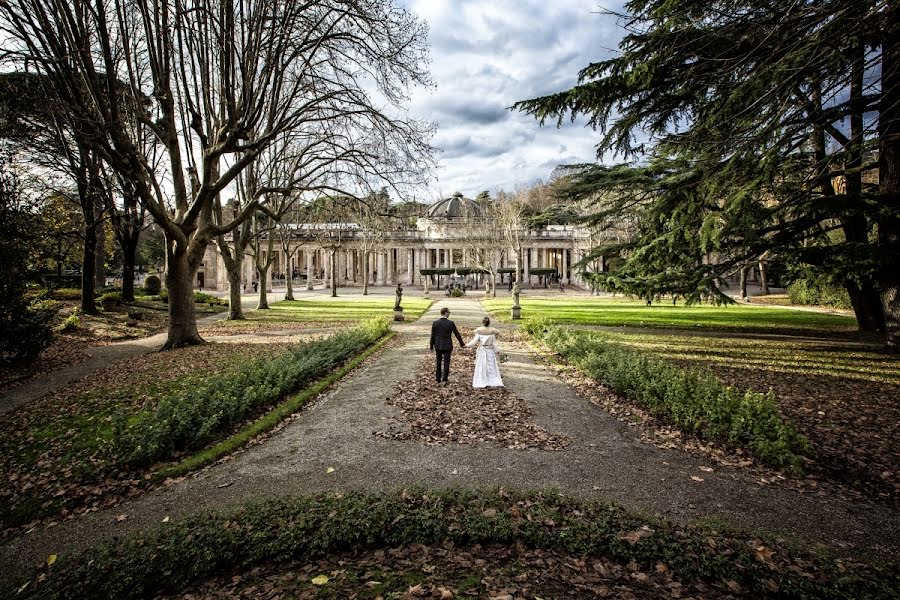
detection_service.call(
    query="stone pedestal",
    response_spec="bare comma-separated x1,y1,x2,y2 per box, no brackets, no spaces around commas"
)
394,308,405,322
511,305,522,320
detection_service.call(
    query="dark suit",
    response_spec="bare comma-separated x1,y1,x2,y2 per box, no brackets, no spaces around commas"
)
430,316,464,382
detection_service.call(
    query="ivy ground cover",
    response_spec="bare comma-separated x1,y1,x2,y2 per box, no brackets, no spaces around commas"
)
14,490,898,600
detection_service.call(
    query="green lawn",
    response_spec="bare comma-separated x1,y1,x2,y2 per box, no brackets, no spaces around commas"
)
567,330,900,385
216,297,433,327
481,297,858,334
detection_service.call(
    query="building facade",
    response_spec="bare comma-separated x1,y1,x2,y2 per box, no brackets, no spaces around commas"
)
199,192,611,291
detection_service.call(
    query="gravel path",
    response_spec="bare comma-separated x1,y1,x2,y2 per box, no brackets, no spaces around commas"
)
1,298,898,587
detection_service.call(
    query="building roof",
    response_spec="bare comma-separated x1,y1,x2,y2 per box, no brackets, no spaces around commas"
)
426,192,483,220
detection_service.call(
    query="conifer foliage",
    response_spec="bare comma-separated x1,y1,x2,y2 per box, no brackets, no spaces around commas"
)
516,0,900,346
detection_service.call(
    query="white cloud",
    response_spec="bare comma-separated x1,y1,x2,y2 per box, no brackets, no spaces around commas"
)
402,0,626,200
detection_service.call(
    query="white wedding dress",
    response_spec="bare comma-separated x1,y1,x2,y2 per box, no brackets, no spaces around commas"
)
466,326,504,388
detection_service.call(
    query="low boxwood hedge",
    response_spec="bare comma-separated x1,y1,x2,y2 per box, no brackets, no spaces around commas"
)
113,318,390,467
523,320,810,472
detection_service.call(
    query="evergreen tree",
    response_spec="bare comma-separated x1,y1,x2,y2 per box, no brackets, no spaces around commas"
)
515,0,900,347
0,155,53,364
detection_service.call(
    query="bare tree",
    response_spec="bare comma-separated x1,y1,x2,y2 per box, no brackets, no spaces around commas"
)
497,189,528,291
460,193,503,297
1,0,433,348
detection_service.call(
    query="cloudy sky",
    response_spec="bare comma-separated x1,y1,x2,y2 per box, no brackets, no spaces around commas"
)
403,0,626,200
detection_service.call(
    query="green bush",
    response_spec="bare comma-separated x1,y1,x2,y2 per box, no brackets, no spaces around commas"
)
50,287,82,300
114,319,390,467
98,291,122,304
0,162,54,364
56,313,81,333
527,324,809,471
450,287,464,297
193,291,227,306
159,288,168,303
143,275,161,295
786,277,851,309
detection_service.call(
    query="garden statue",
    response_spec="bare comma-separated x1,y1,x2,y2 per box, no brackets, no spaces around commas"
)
394,282,405,321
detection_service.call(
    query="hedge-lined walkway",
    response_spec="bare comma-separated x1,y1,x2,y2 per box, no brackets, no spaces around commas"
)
1,297,899,589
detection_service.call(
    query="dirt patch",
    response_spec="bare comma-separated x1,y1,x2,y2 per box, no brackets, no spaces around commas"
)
375,328,569,451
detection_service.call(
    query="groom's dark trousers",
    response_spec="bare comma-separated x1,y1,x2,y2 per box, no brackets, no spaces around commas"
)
430,316,464,382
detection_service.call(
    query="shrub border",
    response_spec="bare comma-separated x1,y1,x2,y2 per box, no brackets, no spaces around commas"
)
517,319,809,472
155,331,395,480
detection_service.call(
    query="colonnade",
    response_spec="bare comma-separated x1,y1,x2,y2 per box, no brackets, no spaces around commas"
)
218,243,601,291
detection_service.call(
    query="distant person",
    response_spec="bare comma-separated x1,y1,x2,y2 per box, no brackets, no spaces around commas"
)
252,281,258,293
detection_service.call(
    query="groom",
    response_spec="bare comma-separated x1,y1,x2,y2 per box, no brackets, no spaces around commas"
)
429,306,465,385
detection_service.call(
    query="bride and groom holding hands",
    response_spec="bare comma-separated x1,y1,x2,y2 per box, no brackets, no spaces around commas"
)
429,307,504,388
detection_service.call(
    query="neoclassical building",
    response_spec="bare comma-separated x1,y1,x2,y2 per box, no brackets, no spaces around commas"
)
198,192,609,291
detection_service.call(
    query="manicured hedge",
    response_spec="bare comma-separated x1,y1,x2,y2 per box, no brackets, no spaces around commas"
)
114,319,390,467
523,320,810,471
17,489,897,600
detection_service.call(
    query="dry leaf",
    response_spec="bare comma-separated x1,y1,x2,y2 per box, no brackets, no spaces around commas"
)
326,467,335,474
46,554,57,566
311,574,329,585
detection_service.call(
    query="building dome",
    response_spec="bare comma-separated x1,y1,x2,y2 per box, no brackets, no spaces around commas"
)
426,192,483,220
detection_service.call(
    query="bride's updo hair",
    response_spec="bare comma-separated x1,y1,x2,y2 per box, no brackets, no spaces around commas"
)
482,316,490,326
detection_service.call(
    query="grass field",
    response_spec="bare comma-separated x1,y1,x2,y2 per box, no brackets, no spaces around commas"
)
481,297,858,334
566,329,899,385
214,296,433,327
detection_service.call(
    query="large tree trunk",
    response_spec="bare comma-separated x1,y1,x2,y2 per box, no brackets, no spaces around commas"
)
94,211,105,290
284,253,295,301
227,268,243,320
257,265,270,309
739,265,748,299
80,206,98,315
841,44,886,333
163,245,204,349
363,251,369,295
330,249,338,297
758,260,770,295
879,11,900,349
121,237,137,302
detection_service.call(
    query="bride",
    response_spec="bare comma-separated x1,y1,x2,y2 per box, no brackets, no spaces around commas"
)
466,316,504,388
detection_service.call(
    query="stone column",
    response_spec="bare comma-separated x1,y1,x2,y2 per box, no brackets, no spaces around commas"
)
376,252,385,286
386,248,394,285
525,247,532,283
448,248,454,270
407,249,414,285
563,247,569,283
